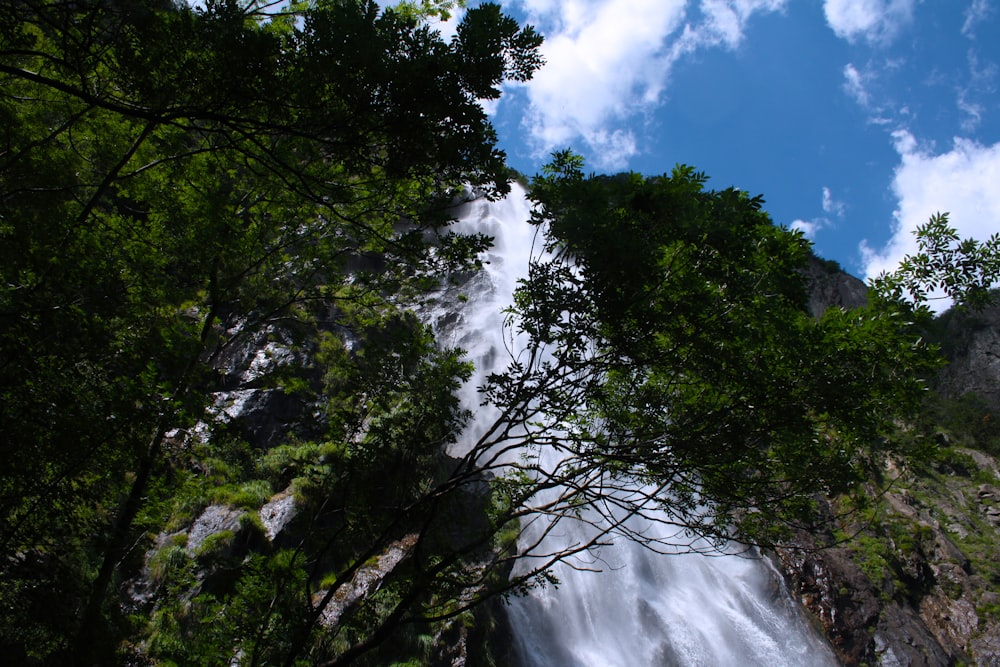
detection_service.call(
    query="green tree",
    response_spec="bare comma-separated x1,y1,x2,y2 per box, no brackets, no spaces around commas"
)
471,152,946,560
0,0,541,662
6,0,997,662
393,0,467,22
870,211,1000,312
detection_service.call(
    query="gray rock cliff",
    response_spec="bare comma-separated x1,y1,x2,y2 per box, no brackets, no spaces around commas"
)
803,254,869,318
934,299,1000,413
776,268,1000,666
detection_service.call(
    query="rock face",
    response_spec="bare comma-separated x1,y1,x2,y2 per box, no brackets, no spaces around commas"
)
934,299,1000,413
185,504,247,555
802,254,869,318
200,317,324,450
775,271,1000,666
775,534,881,663
315,534,419,630
124,315,322,626
775,483,992,667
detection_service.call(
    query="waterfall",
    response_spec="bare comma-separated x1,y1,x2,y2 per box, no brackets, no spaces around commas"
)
506,523,838,666
432,185,839,667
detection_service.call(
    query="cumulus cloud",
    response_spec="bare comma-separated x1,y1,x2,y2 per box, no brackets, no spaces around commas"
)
510,0,787,170
823,0,915,44
861,132,1000,302
512,0,684,167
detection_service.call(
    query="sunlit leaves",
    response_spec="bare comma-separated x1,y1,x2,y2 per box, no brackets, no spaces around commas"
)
392,0,466,22
872,212,1000,312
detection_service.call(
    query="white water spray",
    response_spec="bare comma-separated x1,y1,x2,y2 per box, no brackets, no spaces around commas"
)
432,185,839,667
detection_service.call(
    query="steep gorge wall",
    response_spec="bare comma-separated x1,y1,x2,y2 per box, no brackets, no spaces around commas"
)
779,271,1000,666
935,298,1000,414
802,255,869,317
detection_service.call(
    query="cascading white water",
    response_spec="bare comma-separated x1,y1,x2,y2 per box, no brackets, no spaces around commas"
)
507,521,838,666
423,184,537,448
432,185,839,667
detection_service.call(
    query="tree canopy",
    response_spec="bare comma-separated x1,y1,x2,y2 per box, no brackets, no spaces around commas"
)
472,151,943,557
0,1,543,663
3,1,998,665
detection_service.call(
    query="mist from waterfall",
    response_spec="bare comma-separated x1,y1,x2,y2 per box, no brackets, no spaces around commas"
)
431,185,839,667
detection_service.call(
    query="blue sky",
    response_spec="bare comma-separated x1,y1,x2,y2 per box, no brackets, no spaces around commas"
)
424,0,1000,283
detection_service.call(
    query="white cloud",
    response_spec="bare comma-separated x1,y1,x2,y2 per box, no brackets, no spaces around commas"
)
514,0,685,164
956,49,998,133
823,0,915,44
588,129,639,170
957,92,984,133
962,0,992,39
841,60,910,126
842,63,871,108
791,186,845,241
510,0,787,169
791,218,822,240
861,132,1000,304
822,186,847,217
700,0,788,48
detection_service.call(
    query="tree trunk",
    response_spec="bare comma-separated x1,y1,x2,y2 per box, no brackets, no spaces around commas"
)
72,421,167,665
